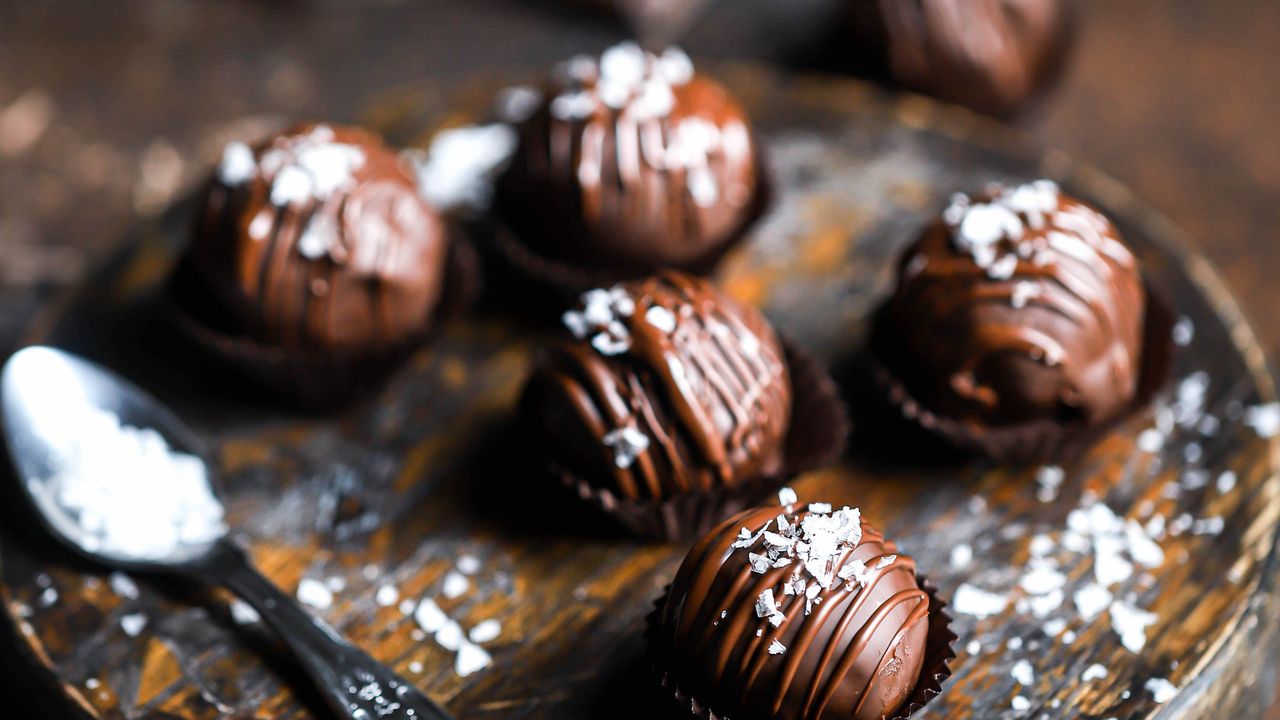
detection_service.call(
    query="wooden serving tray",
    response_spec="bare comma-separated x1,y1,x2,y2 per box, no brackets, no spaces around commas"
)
2,68,1276,719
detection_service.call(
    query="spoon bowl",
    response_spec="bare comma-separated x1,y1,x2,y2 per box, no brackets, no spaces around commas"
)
1,346,224,569
0,346,452,720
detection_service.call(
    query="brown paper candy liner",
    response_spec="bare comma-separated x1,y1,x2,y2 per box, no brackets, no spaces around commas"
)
644,575,957,720
868,280,1173,464
485,154,773,303
163,232,480,410
548,336,850,542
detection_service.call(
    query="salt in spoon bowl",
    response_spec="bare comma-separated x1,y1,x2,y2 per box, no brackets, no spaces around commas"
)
0,346,451,720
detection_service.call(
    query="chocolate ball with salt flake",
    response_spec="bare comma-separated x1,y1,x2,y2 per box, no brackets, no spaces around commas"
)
495,42,763,278
873,179,1147,460
184,122,449,351
650,499,931,720
520,272,792,512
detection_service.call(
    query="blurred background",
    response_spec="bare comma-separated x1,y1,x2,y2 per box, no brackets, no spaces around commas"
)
0,0,1278,715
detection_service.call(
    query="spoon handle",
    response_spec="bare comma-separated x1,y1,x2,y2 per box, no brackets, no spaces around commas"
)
207,541,452,720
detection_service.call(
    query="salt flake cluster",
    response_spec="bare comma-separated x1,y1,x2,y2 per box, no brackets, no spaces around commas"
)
737,500,878,655
35,406,226,561
562,286,637,356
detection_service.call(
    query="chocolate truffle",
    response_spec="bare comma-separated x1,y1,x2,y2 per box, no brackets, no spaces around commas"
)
876,180,1145,447
653,500,930,720
846,0,1073,117
520,272,791,501
496,42,761,275
186,123,449,351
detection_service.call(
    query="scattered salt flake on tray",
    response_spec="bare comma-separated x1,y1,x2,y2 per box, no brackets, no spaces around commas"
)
1081,664,1108,682
469,619,501,644
399,598,417,616
1244,403,1280,438
1007,637,1023,650
1028,589,1064,618
230,599,260,625
1011,659,1034,686
966,640,982,655
442,571,470,599
120,613,147,637
1192,517,1224,535
1124,521,1165,568
109,571,139,600
1136,428,1164,453
1011,695,1030,711
415,599,447,634
1042,617,1067,638
408,661,424,674
455,641,492,677
768,639,786,655
375,584,399,607
435,620,464,651
296,578,333,609
1073,584,1113,621
1145,677,1177,703
950,543,972,569
456,555,482,575
1035,465,1064,503
1019,563,1066,595
953,584,1008,618
1110,600,1158,653
1217,471,1237,493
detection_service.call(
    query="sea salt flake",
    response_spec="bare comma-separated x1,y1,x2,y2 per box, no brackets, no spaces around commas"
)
950,543,973,568
1011,695,1030,711
953,584,1008,619
414,599,447,633
117,612,148,638
768,639,786,655
1244,403,1280,437
1110,600,1157,653
1042,617,1068,638
778,487,797,507
469,619,501,644
375,584,400,607
109,572,139,600
1217,471,1237,493
1136,428,1165,453
1011,659,1034,686
808,503,832,514
645,305,677,333
417,123,517,212
1192,517,1224,536
603,425,650,469
1145,677,1176,703
435,620,464,651
297,578,333,609
1082,664,1108,681
442,571,470,599
229,599,260,625
455,641,492,677
217,141,256,185
457,555,481,575
1073,584,1113,621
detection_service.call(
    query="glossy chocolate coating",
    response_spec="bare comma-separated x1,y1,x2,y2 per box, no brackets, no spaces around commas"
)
657,503,930,720
187,123,448,350
521,272,790,501
497,43,760,273
880,180,1145,432
847,0,1072,116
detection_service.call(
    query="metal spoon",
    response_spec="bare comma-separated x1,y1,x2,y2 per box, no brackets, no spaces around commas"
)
1,346,450,720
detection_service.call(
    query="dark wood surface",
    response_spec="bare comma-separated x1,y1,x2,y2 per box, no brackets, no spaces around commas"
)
1,1,1278,718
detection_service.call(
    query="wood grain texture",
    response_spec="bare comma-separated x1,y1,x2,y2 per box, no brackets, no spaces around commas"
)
0,67,1276,720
